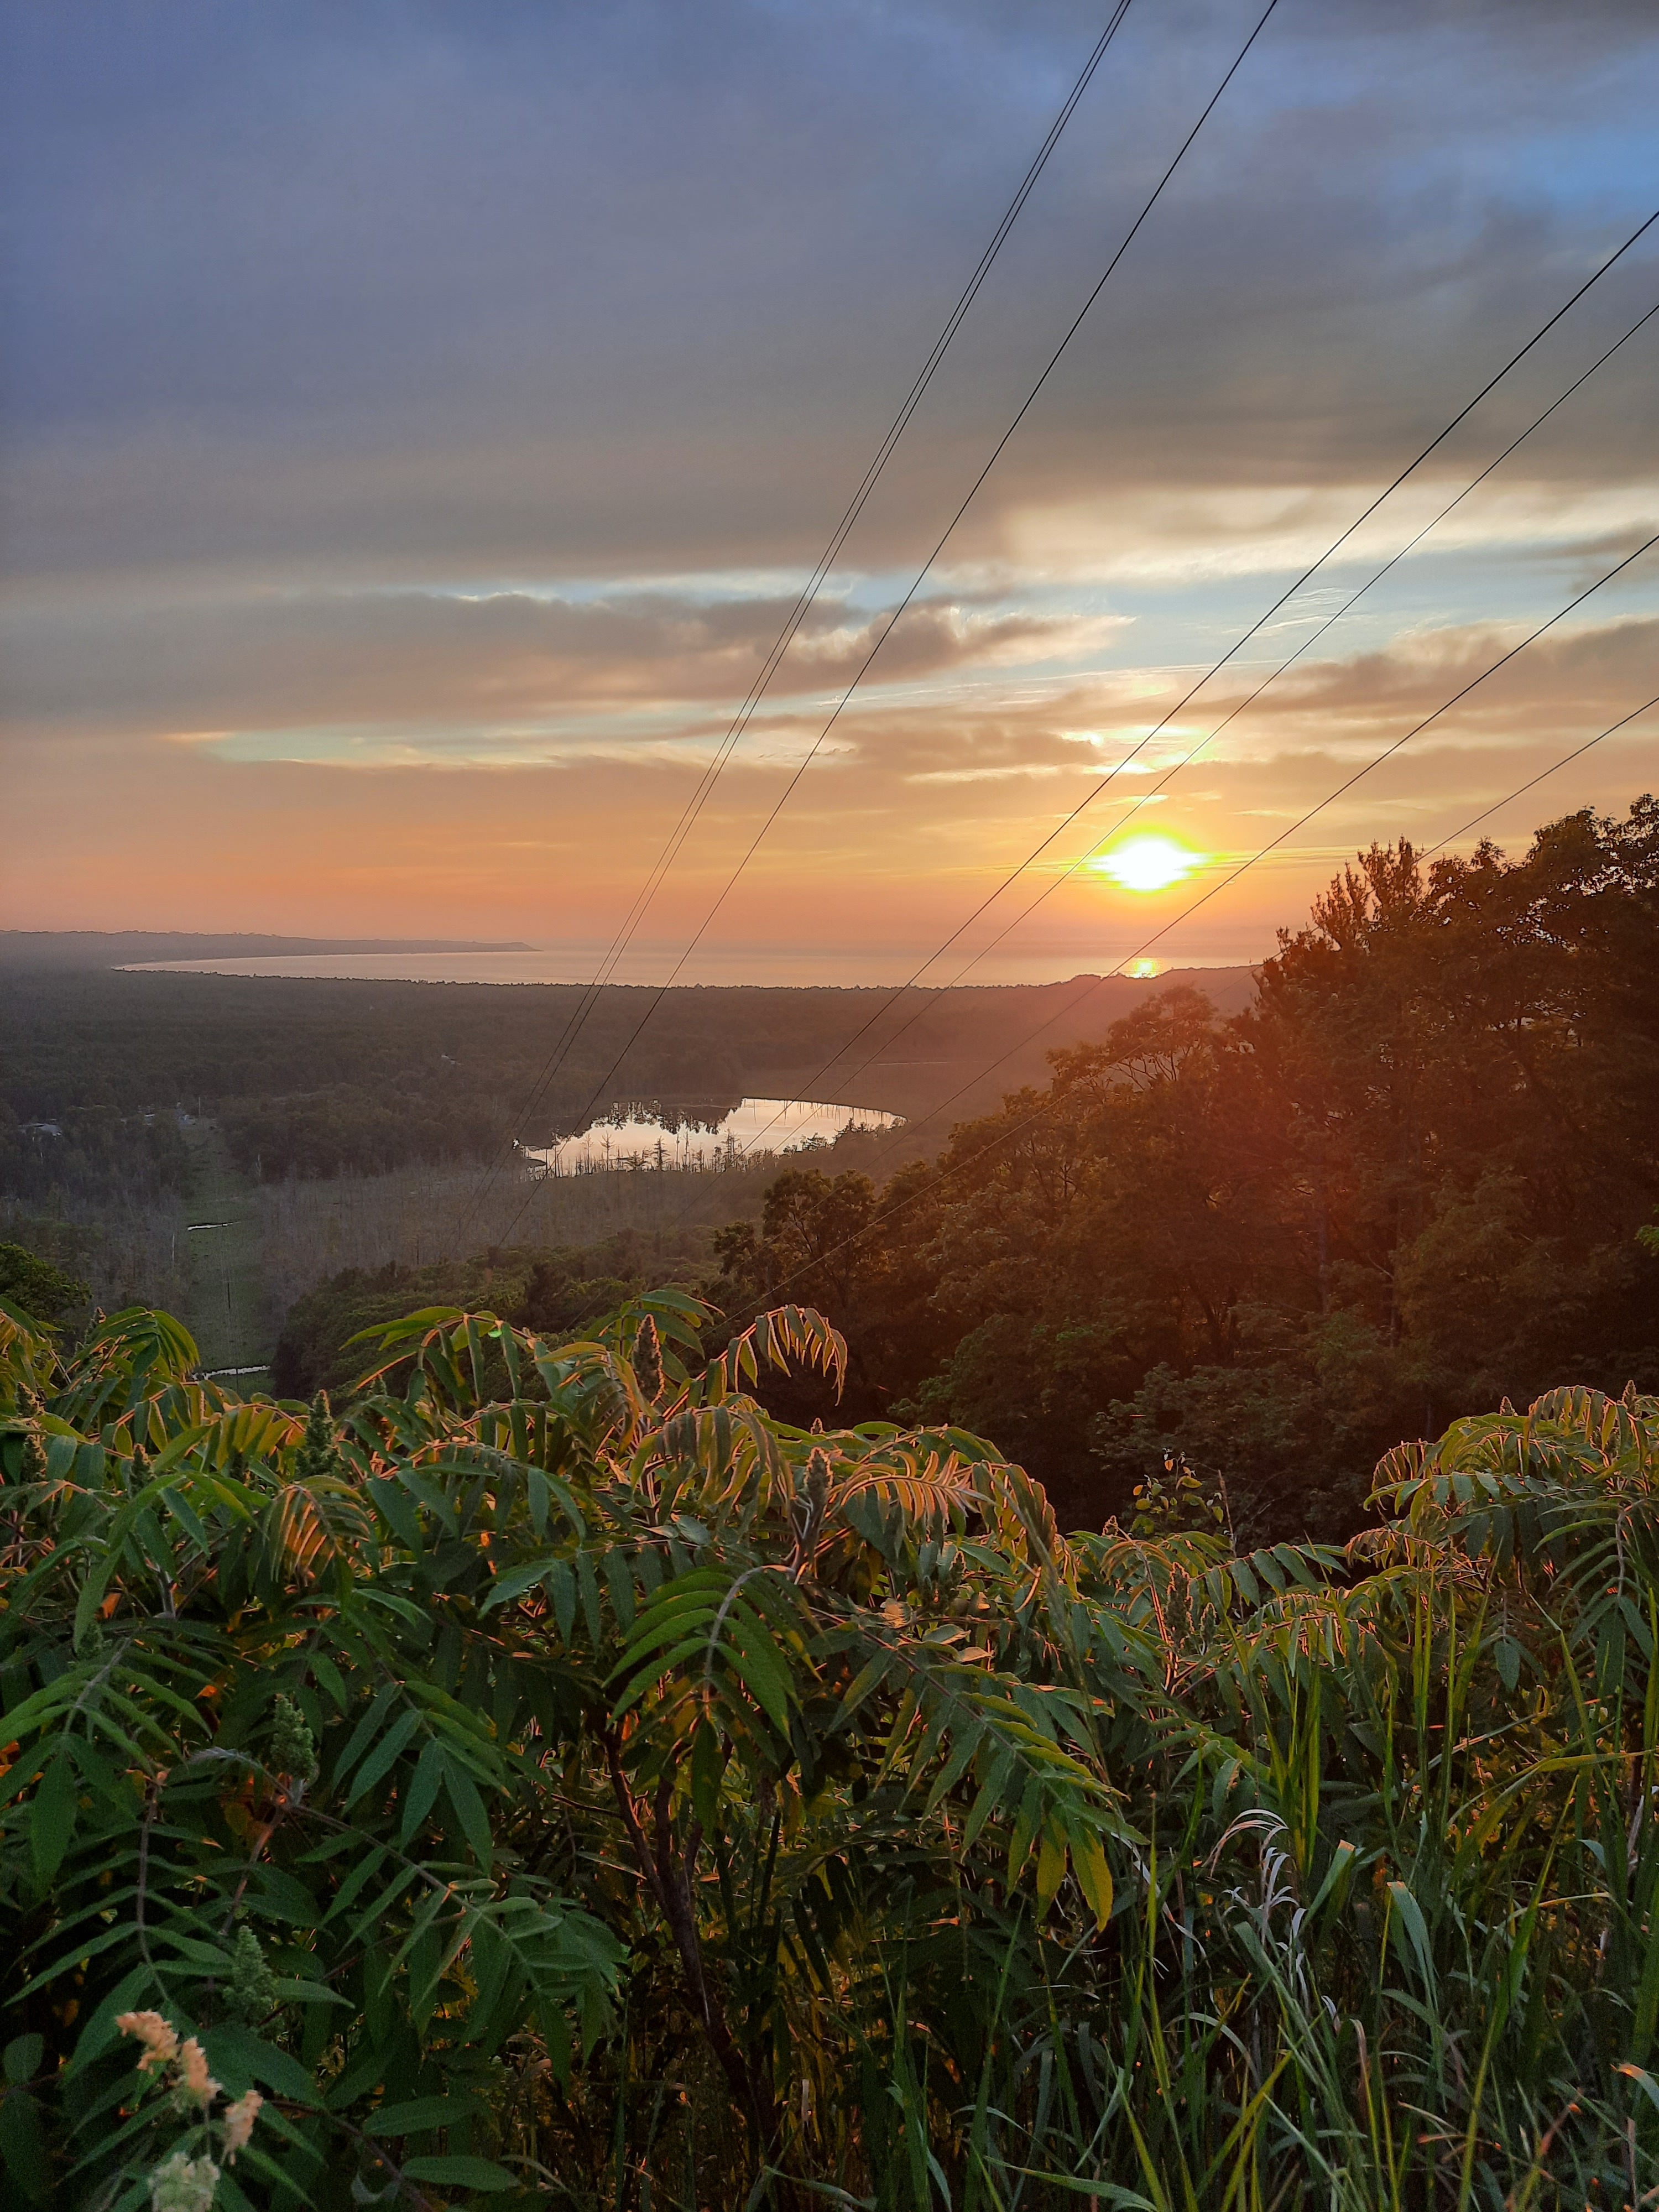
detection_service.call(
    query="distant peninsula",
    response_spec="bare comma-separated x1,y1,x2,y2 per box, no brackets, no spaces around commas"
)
0,931,535,970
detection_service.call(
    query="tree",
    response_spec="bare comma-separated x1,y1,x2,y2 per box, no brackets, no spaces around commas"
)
773,803,1659,1538
0,1241,89,1326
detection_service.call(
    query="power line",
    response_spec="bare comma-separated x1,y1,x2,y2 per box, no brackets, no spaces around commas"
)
1072,534,1658,970
732,533,1659,1308
810,204,1657,992
489,0,1284,1247
510,249,1659,1246
1421,692,1659,859
714,272,1659,1168
458,0,1138,1232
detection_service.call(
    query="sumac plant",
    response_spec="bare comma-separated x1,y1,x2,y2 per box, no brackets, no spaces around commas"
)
3,1292,1659,2208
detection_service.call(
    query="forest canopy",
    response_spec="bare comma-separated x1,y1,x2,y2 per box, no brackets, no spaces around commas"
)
0,966,1251,1199
714,801,1659,1539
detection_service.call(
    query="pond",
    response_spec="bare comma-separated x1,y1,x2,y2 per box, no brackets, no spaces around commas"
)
518,1096,903,1175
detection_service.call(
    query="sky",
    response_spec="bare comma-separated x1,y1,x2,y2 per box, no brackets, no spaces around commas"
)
2,0,1657,984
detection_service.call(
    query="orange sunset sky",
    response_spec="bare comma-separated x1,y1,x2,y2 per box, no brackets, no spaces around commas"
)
3,0,1656,983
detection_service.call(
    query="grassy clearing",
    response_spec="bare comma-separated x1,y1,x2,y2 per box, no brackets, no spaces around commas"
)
180,1121,271,1385
254,1153,801,1316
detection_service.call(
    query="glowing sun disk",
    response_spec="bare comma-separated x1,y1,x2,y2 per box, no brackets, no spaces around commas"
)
1096,835,1200,894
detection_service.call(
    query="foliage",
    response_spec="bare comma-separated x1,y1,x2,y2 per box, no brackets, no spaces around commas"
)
0,1288,1120,2208
718,801,1659,1537
0,1243,90,1328
0,1095,191,1218
1125,1447,1228,1541
0,1300,632,2210
711,1167,950,1422
6,1277,1659,2205
0,964,1185,1196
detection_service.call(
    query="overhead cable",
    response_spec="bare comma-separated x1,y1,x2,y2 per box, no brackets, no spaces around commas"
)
721,282,1659,1155
1421,693,1659,859
488,0,1284,1245
735,532,1659,1306
458,0,1138,1230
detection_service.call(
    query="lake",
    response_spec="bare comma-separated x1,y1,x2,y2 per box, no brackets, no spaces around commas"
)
518,1096,903,1174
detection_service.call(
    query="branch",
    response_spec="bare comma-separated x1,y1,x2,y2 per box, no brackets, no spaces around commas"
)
601,1727,771,2146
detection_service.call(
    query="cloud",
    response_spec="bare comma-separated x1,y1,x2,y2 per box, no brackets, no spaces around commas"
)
0,579,1129,759
1213,607,1659,745
2,0,1657,962
6,1,1658,582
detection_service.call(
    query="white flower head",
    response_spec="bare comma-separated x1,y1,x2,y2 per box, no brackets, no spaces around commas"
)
148,2150,221,2212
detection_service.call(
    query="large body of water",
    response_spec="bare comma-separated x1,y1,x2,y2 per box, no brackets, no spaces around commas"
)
118,946,1243,988
519,1096,902,1173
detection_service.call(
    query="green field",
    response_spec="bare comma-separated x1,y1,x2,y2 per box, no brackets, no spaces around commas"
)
179,1121,271,1388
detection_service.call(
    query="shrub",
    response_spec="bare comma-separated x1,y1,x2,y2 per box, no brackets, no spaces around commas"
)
4,1294,1659,2205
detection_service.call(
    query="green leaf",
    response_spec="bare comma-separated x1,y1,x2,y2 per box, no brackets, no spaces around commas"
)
399,1737,446,1845
345,1708,422,1807
613,1603,722,1673
3,2038,43,2087
333,1683,399,1787
400,2155,517,2190
0,1671,92,1754
0,2084,49,2202
1308,1839,1358,1921
204,2023,320,2105
526,1466,550,1537
550,1559,577,1644
690,1719,723,1832
319,1841,390,1925
834,1652,891,1727
479,1559,557,1616
311,1649,349,1714
1386,1880,1437,1993
602,1546,637,1633
30,1752,77,1885
365,2094,478,2136
723,1605,795,1737
368,1474,423,1554
575,1551,603,1644
444,1764,496,1870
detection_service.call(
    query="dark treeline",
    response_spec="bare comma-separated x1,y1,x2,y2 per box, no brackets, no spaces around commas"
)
714,802,1659,1540
0,963,1252,1191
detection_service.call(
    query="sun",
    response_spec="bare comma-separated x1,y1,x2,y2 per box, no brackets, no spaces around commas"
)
1095,835,1200,894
